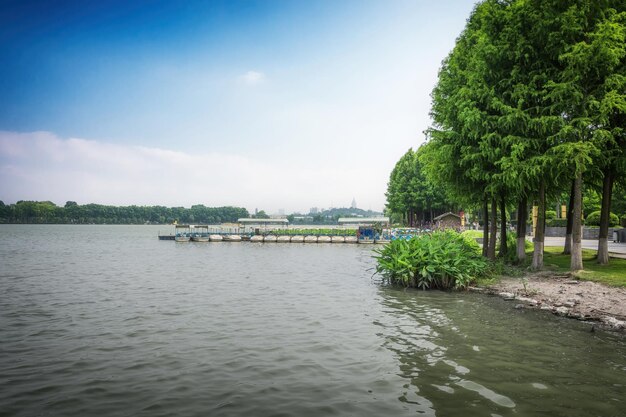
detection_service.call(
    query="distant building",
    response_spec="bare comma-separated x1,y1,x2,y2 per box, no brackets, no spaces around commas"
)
351,197,357,209
310,207,319,214
433,212,462,230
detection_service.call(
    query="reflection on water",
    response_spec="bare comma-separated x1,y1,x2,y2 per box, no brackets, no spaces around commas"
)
0,225,625,417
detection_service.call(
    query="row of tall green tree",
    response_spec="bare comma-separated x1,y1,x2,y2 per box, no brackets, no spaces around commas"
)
385,147,459,226
0,201,249,225
392,0,626,271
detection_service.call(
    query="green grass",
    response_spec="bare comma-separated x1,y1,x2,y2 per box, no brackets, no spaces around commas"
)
461,230,483,239
542,246,626,287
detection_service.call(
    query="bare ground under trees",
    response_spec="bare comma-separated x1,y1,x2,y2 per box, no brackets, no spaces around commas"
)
472,272,626,332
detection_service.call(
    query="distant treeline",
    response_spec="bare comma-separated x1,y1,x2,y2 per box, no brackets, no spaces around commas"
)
288,207,384,225
0,201,249,224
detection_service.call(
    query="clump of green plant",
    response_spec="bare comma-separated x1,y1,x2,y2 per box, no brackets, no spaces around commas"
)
520,277,538,296
373,230,490,290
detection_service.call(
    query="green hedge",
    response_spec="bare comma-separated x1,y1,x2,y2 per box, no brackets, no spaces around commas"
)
374,230,489,290
585,211,619,227
546,210,557,220
546,218,568,227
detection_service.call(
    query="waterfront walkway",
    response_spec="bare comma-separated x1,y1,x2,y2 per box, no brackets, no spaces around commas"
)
542,236,626,259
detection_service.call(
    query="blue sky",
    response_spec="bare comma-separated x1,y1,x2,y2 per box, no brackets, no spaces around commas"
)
0,0,476,213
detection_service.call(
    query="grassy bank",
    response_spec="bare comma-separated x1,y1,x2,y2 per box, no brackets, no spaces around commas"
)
542,247,626,287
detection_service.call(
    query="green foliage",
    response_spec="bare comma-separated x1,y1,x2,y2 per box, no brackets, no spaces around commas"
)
0,201,249,224
498,232,532,264
385,146,456,225
420,0,626,270
585,210,620,226
545,210,557,220
373,230,490,290
254,210,270,219
288,207,383,225
583,190,602,217
546,218,568,227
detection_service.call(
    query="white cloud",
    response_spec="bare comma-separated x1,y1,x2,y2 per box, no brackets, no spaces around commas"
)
0,131,385,212
240,70,265,85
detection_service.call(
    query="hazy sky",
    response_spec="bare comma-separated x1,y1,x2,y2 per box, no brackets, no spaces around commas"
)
0,0,476,213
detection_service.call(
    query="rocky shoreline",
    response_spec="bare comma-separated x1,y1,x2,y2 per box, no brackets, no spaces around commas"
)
470,271,626,332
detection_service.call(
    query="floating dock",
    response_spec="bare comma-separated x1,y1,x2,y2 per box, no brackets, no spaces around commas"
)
158,220,392,244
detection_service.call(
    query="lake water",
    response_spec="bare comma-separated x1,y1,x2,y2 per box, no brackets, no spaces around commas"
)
1,225,625,416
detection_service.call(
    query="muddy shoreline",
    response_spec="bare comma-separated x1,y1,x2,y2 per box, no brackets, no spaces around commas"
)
471,272,626,332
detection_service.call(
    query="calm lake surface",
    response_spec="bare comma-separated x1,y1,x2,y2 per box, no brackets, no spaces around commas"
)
1,224,625,417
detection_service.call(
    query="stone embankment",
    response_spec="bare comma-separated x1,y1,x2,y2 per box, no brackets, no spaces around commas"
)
470,272,626,332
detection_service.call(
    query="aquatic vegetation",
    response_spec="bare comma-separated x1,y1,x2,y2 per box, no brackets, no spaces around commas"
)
374,230,490,290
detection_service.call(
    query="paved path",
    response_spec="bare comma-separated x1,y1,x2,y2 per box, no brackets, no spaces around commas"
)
541,236,626,259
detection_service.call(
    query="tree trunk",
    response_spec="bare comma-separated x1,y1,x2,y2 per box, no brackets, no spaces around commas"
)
516,196,527,263
531,182,545,270
597,170,614,265
571,173,584,271
488,197,497,260
498,193,507,258
563,180,575,255
482,198,489,258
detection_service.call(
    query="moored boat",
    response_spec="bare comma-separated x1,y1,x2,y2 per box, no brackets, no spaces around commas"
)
175,233,191,242
191,233,209,242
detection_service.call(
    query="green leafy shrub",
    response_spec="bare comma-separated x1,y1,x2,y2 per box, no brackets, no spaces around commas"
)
373,230,490,290
545,210,557,220
546,218,568,227
585,211,619,227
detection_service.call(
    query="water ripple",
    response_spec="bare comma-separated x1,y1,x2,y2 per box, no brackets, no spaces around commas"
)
0,225,625,417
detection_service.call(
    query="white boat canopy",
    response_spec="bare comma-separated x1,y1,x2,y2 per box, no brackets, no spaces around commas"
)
176,224,210,229
338,217,390,225
237,218,289,224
